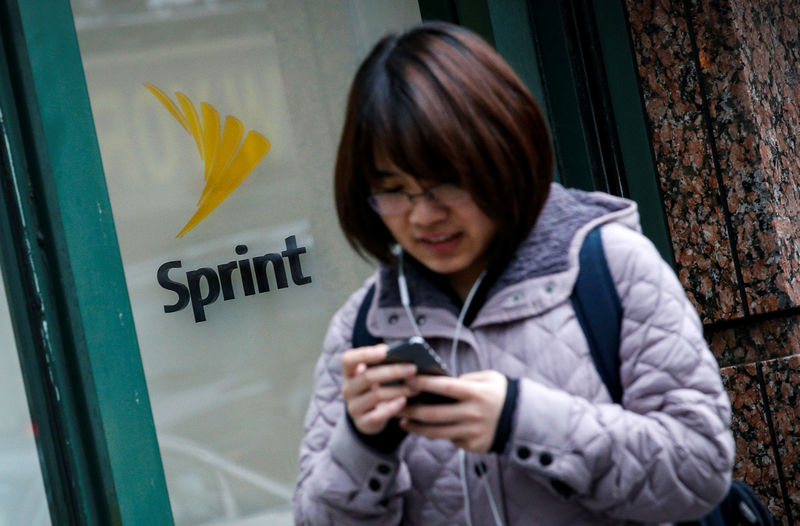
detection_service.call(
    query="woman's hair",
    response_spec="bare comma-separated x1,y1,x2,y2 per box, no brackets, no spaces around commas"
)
334,21,554,263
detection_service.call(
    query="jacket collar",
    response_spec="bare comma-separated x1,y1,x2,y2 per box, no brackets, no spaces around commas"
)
366,183,639,337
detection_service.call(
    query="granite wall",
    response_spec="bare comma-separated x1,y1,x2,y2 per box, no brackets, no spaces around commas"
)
623,0,800,523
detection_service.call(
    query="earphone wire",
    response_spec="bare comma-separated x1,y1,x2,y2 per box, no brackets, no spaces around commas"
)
397,248,425,340
396,251,502,526
449,269,503,526
448,269,486,376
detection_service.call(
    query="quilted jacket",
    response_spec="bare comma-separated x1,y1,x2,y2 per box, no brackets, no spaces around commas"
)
294,183,735,525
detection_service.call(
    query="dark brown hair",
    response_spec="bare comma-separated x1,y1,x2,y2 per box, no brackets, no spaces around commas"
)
334,22,554,263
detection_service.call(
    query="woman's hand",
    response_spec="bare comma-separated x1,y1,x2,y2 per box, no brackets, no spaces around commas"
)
398,370,507,453
341,345,418,435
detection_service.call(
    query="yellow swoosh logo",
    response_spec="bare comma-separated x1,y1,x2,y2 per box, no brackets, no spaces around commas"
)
144,83,271,238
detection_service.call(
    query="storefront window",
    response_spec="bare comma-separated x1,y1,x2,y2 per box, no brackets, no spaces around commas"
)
71,1,420,524
0,266,52,526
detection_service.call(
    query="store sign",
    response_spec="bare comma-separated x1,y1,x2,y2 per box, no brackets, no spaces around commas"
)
157,236,311,322
146,85,311,322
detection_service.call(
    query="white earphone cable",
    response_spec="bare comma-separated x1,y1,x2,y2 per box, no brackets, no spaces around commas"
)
397,249,425,339
396,253,502,526
482,474,504,526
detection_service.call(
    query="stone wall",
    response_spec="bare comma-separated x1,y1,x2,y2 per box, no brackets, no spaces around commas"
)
624,0,800,522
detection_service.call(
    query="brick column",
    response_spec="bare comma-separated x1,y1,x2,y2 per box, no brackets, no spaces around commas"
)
624,0,800,522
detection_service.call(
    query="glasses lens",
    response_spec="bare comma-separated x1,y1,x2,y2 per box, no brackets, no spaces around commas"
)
368,184,470,215
368,193,408,215
429,184,470,206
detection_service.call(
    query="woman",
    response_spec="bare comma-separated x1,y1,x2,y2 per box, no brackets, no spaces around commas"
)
294,22,734,526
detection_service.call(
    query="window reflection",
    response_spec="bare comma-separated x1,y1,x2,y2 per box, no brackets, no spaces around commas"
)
72,1,420,524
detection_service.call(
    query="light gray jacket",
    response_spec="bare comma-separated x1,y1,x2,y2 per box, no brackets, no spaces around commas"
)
294,184,735,525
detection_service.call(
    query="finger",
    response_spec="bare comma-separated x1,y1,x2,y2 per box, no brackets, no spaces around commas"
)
399,401,476,425
458,370,496,382
362,362,417,386
342,363,416,400
406,375,473,401
348,385,415,417
341,344,388,377
355,397,407,434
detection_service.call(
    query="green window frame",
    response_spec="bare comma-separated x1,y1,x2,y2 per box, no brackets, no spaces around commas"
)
0,0,173,524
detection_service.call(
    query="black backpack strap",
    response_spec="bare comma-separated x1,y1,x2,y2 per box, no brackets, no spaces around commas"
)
570,227,624,404
352,283,381,347
571,228,775,526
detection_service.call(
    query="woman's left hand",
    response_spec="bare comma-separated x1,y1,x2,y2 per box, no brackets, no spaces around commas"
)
399,370,507,453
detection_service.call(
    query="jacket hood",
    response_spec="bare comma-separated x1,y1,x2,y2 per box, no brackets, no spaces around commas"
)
368,183,640,335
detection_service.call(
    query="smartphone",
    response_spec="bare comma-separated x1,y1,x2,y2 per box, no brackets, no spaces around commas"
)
374,337,455,405
382,337,449,376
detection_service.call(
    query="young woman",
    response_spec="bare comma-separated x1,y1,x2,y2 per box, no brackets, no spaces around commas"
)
294,22,734,526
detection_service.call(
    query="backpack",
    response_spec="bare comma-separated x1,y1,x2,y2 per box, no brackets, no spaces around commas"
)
352,228,773,526
570,229,773,526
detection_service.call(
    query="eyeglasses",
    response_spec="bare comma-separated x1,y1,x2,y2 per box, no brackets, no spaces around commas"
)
367,183,471,215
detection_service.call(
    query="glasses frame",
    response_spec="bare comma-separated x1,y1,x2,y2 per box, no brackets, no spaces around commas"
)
367,183,470,216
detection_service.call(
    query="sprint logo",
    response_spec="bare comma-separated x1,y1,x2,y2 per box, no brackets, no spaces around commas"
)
145,84,270,237
158,237,312,323
147,85,312,323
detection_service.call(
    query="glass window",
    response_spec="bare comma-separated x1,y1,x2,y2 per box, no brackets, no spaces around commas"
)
0,265,52,526
71,1,421,524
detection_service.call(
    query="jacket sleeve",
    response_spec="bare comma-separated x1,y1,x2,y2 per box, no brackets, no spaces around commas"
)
505,223,735,522
293,284,411,525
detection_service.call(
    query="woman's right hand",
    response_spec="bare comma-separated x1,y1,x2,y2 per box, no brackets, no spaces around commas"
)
341,344,417,435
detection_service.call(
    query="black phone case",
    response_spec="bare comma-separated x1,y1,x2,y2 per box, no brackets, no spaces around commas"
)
381,339,455,405
383,339,449,376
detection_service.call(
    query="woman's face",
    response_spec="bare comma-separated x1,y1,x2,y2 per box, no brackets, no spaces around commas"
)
371,159,498,299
